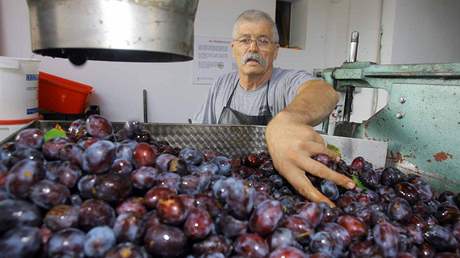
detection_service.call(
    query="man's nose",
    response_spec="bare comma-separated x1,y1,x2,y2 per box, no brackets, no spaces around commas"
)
248,39,259,51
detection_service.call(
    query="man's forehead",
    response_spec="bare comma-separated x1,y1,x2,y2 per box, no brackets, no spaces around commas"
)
235,20,273,36
236,33,271,39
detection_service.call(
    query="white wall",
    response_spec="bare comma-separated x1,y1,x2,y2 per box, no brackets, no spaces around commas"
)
275,0,382,71
380,0,397,64
0,0,31,57
381,0,460,64
1,0,459,124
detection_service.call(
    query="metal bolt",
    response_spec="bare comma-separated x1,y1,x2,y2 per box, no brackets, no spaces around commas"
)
396,112,405,119
399,97,407,104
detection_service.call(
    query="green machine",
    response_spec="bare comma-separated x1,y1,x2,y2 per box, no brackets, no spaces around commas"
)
321,61,460,191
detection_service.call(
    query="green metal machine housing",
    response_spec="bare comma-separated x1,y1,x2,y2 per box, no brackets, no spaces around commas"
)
322,62,460,191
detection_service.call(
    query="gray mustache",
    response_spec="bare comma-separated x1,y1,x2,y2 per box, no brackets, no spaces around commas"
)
242,53,267,67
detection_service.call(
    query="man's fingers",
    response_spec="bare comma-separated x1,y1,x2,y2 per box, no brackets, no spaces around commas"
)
314,135,340,161
300,182,336,208
298,142,340,161
323,148,340,162
296,157,355,189
311,132,326,145
279,166,336,207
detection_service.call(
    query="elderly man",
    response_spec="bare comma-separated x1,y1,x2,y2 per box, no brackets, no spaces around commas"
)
193,9,355,206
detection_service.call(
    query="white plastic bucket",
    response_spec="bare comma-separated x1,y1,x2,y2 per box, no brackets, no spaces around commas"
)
0,56,40,125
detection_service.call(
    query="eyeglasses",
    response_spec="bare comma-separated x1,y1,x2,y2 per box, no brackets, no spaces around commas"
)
234,36,277,50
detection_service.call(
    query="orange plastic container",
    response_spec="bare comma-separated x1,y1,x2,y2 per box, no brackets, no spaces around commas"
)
38,72,93,114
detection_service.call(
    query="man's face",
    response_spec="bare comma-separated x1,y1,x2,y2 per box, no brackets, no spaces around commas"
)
232,20,279,77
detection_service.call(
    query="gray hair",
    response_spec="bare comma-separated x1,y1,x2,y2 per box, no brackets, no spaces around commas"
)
232,9,279,43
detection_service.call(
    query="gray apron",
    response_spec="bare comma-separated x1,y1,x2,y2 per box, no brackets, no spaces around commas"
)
218,80,272,125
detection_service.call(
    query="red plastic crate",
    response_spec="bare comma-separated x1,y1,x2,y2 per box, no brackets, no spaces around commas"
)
38,72,93,114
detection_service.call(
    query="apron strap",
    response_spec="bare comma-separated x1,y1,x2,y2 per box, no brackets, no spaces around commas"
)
224,79,240,108
264,80,271,115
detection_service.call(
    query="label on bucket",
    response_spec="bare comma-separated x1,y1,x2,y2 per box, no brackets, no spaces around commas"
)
26,107,38,114
26,97,38,115
26,74,38,81
0,59,39,121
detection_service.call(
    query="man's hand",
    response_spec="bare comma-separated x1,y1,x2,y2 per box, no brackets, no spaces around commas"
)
266,111,355,207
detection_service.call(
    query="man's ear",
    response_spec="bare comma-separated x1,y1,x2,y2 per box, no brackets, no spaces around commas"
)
273,44,279,60
231,42,237,59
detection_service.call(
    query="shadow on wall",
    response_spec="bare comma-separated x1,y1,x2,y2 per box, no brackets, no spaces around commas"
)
0,1,3,55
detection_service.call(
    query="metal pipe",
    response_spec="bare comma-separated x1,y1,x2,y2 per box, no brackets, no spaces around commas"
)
349,31,359,63
342,31,359,122
143,89,148,123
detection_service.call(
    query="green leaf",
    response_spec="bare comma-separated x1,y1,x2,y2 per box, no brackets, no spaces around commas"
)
352,175,368,190
44,127,67,142
326,144,342,158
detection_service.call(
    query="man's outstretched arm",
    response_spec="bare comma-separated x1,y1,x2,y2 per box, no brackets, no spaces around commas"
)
265,79,355,207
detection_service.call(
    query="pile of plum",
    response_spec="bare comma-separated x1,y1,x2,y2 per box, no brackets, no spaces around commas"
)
0,114,459,258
